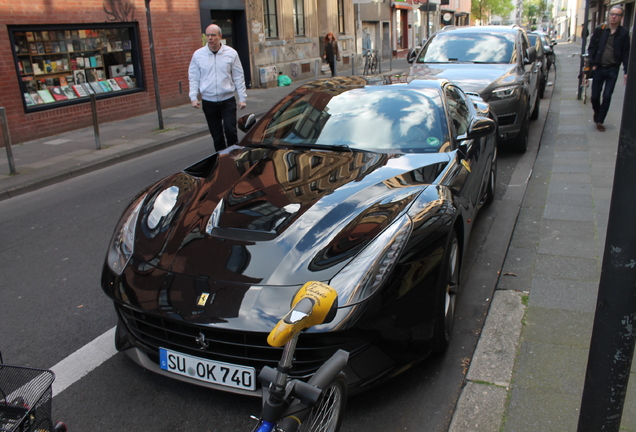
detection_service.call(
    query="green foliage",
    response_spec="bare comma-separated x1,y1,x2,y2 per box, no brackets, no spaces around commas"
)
471,0,514,23
523,0,548,25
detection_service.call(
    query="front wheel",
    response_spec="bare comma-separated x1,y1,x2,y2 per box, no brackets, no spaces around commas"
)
509,114,529,153
432,231,461,353
300,373,347,432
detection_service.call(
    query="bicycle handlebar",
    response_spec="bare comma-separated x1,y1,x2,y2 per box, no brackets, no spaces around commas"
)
266,281,339,347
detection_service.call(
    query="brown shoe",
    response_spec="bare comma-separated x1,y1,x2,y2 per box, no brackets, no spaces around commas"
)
596,123,606,132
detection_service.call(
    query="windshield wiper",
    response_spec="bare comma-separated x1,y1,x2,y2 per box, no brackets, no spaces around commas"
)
294,143,353,153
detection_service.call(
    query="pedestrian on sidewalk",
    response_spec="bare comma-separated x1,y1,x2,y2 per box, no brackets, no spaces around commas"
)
189,24,247,151
323,33,340,77
587,5,630,132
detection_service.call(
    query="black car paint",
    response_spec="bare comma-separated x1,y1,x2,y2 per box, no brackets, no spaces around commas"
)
101,77,497,395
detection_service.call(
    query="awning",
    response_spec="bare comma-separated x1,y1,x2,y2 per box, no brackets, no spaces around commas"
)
392,1,413,10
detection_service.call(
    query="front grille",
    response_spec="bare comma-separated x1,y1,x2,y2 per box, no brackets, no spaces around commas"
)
497,113,517,126
117,304,367,378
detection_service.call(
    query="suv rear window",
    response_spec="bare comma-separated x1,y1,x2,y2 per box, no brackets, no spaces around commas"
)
417,32,517,64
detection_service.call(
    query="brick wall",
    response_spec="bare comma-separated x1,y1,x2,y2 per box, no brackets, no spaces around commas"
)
0,0,202,144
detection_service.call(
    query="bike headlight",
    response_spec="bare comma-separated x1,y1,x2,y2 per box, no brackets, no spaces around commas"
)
107,197,144,275
329,213,413,306
490,85,521,100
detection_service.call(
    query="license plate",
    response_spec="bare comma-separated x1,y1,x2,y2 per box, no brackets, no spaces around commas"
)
159,348,256,391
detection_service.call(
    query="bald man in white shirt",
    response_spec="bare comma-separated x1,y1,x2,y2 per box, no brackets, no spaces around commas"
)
189,24,247,151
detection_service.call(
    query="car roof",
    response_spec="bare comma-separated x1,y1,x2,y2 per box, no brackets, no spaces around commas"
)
297,75,452,92
438,25,523,35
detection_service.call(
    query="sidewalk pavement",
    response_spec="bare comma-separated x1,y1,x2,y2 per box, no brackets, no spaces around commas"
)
449,41,635,431
0,58,410,201
2,42,635,431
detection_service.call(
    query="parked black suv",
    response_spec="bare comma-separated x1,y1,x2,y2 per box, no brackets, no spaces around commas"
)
409,25,540,152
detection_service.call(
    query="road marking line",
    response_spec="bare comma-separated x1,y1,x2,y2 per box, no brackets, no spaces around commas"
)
51,326,117,397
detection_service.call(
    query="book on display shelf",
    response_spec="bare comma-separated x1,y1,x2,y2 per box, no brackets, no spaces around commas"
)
98,80,112,92
23,92,35,106
107,78,121,91
114,76,128,89
50,86,68,101
85,68,97,82
30,91,44,104
73,69,87,84
61,86,77,99
37,89,55,103
89,81,104,93
82,83,95,95
72,84,88,97
122,75,135,88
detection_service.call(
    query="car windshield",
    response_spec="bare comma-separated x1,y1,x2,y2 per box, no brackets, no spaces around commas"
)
418,32,516,64
247,86,450,153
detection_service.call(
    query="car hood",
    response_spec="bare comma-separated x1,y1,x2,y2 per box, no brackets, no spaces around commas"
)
409,63,519,96
131,146,450,287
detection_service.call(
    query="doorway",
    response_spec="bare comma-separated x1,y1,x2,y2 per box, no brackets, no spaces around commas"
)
200,9,252,88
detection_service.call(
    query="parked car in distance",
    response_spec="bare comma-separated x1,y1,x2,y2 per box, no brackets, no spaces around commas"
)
101,75,498,397
409,25,540,153
528,32,549,98
535,31,557,71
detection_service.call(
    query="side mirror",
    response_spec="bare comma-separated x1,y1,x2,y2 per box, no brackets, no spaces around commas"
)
238,113,256,133
524,46,537,64
407,47,419,64
460,117,496,141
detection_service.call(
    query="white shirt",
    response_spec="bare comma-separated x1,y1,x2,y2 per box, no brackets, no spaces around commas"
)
188,44,247,103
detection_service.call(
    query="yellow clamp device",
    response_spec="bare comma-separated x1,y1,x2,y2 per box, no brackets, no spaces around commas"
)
267,281,338,347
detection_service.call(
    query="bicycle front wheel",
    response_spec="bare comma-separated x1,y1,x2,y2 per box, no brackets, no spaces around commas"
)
299,373,347,432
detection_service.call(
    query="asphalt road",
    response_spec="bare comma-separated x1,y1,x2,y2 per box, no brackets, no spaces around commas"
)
0,89,548,430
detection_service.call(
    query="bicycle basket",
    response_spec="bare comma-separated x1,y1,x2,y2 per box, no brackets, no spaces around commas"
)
0,365,54,432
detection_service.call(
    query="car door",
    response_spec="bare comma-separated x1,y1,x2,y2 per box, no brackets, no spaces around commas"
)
443,84,487,213
520,31,539,115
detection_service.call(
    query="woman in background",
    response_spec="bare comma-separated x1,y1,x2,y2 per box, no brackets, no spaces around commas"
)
323,33,340,77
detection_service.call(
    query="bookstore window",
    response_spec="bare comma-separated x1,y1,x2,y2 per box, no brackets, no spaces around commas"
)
263,0,279,38
9,23,144,112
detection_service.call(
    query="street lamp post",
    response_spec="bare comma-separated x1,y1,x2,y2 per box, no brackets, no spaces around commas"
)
144,0,164,130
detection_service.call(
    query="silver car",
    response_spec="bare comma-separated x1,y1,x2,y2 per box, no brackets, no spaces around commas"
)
409,25,540,153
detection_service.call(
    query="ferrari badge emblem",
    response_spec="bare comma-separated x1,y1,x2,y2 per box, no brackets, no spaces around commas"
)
197,293,210,306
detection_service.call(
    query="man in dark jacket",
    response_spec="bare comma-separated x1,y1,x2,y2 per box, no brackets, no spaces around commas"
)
587,5,630,131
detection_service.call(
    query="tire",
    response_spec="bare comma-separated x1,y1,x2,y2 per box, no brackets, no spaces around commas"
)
369,56,377,74
432,231,460,353
510,115,529,153
539,75,546,99
299,372,347,432
530,95,540,120
484,147,497,205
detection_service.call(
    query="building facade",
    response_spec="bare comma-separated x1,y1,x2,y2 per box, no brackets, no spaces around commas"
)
1,0,355,144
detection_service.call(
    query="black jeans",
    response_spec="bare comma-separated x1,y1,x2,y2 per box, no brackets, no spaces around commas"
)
591,66,619,124
202,97,238,152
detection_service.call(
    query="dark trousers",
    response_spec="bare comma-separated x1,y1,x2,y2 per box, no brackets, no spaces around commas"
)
202,97,238,152
327,60,336,77
591,66,619,124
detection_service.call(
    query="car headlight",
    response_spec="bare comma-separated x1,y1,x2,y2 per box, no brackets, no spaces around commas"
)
329,213,413,306
490,85,521,100
107,198,144,275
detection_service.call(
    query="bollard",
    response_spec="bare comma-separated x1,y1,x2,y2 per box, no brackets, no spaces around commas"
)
351,55,355,76
0,107,17,175
90,94,101,150
315,59,319,79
